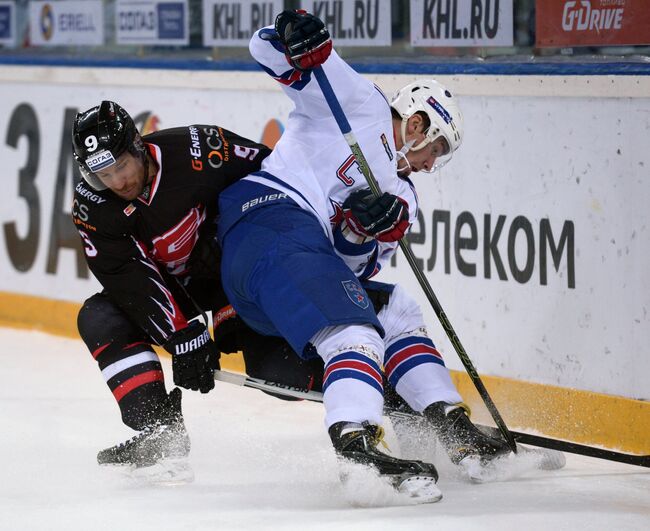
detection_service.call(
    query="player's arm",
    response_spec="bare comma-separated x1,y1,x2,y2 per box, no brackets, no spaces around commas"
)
333,178,418,279
249,11,373,116
76,223,187,343
75,215,218,393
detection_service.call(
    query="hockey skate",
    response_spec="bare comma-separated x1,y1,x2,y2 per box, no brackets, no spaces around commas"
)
424,402,512,464
97,388,193,484
424,402,514,481
329,421,442,505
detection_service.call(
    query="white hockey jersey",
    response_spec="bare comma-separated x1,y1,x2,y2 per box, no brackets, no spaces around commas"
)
246,26,418,279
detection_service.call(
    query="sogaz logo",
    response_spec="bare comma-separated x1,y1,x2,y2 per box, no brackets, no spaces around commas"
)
40,3,54,41
86,150,117,172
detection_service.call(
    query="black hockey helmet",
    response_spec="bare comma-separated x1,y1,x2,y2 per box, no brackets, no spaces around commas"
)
71,100,144,190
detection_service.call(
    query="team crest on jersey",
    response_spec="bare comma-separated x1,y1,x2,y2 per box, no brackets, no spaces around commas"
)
380,134,393,161
123,203,136,217
342,280,369,310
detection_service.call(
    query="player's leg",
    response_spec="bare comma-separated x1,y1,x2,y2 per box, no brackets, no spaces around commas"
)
220,203,439,499
220,203,387,417
213,307,324,398
77,293,190,471
372,282,511,464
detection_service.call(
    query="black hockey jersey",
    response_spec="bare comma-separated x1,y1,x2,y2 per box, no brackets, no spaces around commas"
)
72,125,271,344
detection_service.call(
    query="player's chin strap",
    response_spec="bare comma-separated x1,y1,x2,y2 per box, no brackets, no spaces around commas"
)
396,139,415,176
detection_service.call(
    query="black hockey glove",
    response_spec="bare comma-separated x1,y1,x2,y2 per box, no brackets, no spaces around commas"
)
163,321,220,394
342,189,410,243
275,10,332,71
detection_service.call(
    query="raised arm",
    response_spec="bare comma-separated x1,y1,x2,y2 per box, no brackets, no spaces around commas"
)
249,11,375,120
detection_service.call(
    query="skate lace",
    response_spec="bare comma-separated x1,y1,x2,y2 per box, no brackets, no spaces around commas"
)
446,403,472,429
114,426,154,451
368,426,390,452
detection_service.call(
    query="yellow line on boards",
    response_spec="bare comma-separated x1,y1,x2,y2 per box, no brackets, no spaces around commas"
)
1,291,647,454
450,371,650,455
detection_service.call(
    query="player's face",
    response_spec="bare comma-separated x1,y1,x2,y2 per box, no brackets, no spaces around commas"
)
396,113,450,175
396,135,449,176
95,152,146,200
404,137,450,174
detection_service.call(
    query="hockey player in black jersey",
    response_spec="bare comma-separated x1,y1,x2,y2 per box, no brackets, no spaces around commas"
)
71,101,271,480
71,100,516,491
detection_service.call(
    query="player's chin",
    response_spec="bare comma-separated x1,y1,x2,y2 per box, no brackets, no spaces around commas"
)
397,167,412,177
117,187,139,201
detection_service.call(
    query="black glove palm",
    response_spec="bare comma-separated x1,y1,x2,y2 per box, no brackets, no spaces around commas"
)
164,322,220,394
275,10,332,70
342,189,410,243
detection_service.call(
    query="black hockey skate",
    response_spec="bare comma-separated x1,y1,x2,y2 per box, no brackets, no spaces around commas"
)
97,388,193,483
424,402,511,465
329,421,442,504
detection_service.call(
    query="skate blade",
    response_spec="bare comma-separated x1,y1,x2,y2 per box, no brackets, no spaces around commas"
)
395,475,443,504
458,445,566,483
101,458,194,486
338,461,442,507
131,458,195,485
458,455,506,483
519,445,566,470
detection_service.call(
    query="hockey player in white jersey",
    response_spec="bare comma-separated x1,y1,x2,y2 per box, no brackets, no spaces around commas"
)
218,10,510,502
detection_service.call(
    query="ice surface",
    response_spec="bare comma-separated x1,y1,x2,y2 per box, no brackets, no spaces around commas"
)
0,328,648,530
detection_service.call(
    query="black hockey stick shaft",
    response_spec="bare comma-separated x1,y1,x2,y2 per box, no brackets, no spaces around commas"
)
506,431,650,468
214,369,650,468
312,66,517,453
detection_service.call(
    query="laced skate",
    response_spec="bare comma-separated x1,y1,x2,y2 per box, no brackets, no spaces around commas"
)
97,388,193,484
424,402,512,465
329,421,442,505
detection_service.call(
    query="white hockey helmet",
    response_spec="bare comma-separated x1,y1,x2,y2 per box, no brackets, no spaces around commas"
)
390,79,463,172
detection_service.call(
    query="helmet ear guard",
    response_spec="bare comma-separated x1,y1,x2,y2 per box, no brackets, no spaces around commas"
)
390,79,463,168
71,100,140,191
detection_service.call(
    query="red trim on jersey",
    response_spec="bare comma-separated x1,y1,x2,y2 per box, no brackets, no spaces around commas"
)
113,370,164,402
123,341,150,351
138,143,162,206
92,342,111,360
323,360,383,387
275,69,304,86
152,278,188,333
384,344,443,376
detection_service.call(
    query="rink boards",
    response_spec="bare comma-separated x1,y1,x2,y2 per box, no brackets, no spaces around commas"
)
0,65,649,455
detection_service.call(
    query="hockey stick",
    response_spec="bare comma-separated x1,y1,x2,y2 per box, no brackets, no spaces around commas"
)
214,369,324,402
214,368,650,468
312,66,517,454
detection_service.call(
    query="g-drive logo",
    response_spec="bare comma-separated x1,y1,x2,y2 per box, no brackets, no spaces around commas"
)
427,96,452,124
562,1,624,32
86,150,116,172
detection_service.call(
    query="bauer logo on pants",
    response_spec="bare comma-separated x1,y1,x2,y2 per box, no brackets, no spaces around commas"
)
342,280,369,310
